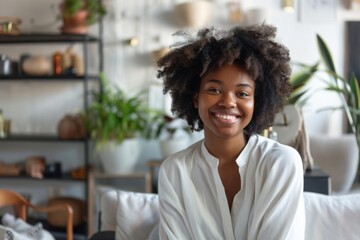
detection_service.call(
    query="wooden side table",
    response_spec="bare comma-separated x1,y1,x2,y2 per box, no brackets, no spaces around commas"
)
146,160,163,193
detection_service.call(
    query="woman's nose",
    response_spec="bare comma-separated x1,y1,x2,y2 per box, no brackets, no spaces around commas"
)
218,92,236,108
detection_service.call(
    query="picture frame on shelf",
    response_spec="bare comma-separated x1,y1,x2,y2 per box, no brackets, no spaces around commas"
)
299,0,337,23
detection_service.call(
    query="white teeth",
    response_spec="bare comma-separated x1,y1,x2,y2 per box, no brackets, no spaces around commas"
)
215,113,236,120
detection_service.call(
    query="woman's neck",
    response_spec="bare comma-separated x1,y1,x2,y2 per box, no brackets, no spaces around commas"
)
204,134,248,163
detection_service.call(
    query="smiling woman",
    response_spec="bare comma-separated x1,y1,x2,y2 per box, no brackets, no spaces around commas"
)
195,65,256,208
155,24,304,240
195,65,255,141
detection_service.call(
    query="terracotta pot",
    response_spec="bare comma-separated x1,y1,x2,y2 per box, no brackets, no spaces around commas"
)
57,114,86,139
61,10,89,34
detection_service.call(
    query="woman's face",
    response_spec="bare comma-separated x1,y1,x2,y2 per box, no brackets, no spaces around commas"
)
194,64,255,140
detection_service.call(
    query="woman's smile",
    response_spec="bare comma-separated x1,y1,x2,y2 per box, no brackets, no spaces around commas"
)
212,112,241,124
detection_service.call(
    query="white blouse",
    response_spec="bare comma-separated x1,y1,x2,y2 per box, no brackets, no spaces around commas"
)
158,134,305,240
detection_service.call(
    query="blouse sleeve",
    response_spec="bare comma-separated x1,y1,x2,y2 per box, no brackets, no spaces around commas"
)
158,165,193,240
248,146,305,240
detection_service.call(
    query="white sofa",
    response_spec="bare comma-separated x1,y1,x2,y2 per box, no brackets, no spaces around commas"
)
90,189,360,240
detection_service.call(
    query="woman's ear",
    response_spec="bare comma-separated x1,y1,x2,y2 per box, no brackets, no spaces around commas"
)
193,93,199,108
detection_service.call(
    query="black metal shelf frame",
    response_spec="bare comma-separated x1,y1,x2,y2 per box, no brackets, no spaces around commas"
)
0,134,87,142
0,173,86,182
0,75,99,81
0,33,99,44
0,32,104,239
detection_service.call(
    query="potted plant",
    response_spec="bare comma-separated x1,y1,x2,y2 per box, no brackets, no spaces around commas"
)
83,74,151,173
60,0,106,34
315,35,360,182
292,35,360,190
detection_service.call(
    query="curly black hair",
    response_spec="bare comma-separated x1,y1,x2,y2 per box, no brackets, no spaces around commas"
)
157,24,291,135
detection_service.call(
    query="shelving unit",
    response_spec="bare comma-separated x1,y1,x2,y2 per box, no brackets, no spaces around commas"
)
0,33,103,239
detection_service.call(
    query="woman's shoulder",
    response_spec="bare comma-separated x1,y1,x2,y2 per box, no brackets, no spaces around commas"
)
256,135,300,154
255,135,302,168
160,139,203,171
158,140,203,184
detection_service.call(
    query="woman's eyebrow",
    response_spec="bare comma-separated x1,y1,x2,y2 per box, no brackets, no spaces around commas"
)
206,79,221,84
205,79,253,89
236,83,253,89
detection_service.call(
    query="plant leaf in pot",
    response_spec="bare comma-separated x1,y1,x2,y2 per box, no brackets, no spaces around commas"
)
83,73,151,173
60,0,106,34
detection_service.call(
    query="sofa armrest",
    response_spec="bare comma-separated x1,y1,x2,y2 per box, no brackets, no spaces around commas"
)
89,231,115,240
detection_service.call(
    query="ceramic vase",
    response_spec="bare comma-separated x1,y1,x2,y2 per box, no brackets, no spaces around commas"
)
97,139,140,174
174,1,212,28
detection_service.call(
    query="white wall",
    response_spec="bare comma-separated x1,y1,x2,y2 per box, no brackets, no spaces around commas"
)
0,0,359,172
99,0,358,136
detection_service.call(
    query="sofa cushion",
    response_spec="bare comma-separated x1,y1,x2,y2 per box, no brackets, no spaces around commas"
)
100,190,119,231
304,192,360,240
115,191,159,240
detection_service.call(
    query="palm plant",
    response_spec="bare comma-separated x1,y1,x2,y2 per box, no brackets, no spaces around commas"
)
316,35,360,146
294,34,360,177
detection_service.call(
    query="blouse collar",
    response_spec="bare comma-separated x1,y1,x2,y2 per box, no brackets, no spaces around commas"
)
199,134,258,168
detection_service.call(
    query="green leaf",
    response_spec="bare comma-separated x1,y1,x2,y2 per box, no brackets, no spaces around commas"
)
324,86,346,94
288,61,320,106
316,34,356,134
63,0,84,15
348,106,360,115
288,90,307,105
290,62,319,90
349,74,360,110
316,34,336,76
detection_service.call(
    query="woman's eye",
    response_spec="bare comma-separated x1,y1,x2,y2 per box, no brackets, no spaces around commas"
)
237,92,249,97
208,88,221,94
